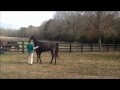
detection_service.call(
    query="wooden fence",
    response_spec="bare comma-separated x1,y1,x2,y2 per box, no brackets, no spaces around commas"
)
1,41,120,54
0,41,25,54
58,42,120,52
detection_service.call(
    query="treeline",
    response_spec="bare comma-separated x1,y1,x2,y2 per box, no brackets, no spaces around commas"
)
41,11,120,44
0,11,120,44
0,25,39,37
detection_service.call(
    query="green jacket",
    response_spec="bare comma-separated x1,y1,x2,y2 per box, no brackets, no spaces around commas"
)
27,43,34,53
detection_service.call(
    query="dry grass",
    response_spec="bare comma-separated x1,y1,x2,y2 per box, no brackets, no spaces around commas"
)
0,51,120,79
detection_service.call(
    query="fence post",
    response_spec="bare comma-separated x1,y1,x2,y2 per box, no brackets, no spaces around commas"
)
69,42,72,52
114,44,116,51
81,43,83,52
57,43,59,52
107,44,109,51
22,41,24,54
91,43,93,52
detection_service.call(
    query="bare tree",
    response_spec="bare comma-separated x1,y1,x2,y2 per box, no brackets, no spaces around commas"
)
84,11,118,51
95,11,103,51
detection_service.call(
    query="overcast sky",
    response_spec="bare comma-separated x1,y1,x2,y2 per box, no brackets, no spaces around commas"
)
0,11,56,30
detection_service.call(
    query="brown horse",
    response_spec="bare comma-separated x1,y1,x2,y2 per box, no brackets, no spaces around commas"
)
29,35,59,64
0,41,19,51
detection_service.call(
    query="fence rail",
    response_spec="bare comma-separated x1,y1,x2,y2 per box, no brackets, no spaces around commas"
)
58,42,120,52
0,41,120,54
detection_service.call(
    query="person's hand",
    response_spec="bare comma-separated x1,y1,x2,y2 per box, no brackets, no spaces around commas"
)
34,46,39,49
36,46,39,48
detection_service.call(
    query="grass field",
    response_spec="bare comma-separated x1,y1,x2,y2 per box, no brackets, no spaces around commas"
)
0,51,120,79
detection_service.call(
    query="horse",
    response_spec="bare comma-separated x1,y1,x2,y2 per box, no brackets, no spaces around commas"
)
0,41,19,51
7,41,19,51
0,40,5,54
29,35,59,64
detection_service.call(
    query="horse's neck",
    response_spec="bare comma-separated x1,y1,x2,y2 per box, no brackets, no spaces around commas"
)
33,39,39,46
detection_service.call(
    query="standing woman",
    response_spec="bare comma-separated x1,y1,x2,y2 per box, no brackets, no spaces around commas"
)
27,40,39,65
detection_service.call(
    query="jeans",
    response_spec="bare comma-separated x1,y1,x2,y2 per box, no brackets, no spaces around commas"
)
28,53,34,64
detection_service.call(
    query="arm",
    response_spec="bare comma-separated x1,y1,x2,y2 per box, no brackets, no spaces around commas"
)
33,46,39,49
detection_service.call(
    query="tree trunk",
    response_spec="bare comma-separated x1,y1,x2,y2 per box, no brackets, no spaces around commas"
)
96,11,103,52
98,36,102,52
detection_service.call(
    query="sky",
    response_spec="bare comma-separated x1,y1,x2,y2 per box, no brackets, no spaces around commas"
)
0,11,56,30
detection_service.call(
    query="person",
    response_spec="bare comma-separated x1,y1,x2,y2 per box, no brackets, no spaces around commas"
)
27,40,39,65
0,45,4,54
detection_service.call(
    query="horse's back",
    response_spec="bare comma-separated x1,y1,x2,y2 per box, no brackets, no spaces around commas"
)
37,41,57,52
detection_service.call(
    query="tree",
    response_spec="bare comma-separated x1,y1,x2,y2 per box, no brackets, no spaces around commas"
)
84,11,118,51
95,11,103,51
54,11,84,42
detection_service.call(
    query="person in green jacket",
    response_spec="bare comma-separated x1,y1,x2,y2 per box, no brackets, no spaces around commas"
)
27,40,39,65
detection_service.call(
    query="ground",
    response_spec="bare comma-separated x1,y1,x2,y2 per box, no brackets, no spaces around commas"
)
0,51,120,79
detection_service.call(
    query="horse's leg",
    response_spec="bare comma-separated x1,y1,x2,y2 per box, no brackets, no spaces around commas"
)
37,53,38,63
54,52,56,65
50,50,54,64
54,50,56,65
17,46,19,51
39,53,42,64
50,49,56,65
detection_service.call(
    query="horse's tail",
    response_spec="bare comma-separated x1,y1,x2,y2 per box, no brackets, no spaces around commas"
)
55,43,59,59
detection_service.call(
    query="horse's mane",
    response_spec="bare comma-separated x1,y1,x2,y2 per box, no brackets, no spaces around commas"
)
32,37,41,46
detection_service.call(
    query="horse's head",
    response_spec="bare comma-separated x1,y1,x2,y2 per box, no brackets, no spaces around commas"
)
29,35,39,46
29,35,34,42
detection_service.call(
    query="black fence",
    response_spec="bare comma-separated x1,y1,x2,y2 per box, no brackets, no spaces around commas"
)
58,42,120,52
0,41,120,54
